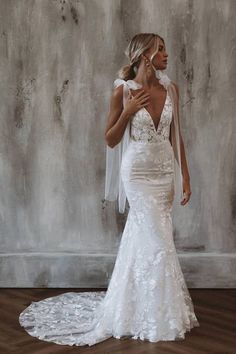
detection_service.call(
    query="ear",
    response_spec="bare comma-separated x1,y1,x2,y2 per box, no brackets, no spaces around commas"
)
141,54,147,60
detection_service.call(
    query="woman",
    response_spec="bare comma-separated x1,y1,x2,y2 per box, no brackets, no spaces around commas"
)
19,33,200,346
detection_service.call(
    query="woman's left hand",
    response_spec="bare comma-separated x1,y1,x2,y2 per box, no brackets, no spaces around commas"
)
180,178,191,205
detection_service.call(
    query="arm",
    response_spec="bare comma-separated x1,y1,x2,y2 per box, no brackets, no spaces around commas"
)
104,85,131,148
172,82,190,182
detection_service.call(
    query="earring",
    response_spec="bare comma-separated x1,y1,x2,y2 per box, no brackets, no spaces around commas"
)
145,59,152,75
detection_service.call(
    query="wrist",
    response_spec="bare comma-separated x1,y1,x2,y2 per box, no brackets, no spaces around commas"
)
121,110,131,121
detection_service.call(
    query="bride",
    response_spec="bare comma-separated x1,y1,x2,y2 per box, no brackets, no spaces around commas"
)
19,32,200,346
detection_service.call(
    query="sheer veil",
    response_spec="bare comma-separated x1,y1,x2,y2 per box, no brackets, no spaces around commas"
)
105,38,183,213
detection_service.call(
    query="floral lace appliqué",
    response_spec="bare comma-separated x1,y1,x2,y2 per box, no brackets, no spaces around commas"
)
130,93,172,143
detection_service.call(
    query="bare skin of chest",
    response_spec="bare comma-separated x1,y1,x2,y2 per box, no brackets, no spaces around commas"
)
130,86,167,129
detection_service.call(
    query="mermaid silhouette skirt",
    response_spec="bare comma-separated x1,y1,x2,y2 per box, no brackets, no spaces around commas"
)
18,138,199,346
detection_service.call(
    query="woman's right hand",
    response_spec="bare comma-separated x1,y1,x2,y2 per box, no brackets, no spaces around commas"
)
123,89,150,117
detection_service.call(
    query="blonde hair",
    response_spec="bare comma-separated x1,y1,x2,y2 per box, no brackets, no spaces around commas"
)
117,33,165,81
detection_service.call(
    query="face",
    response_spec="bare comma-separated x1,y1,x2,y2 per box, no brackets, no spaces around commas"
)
144,39,168,70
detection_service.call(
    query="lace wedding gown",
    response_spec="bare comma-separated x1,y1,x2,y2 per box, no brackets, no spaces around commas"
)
19,79,200,346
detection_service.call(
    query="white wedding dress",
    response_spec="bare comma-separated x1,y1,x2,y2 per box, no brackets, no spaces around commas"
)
19,79,200,346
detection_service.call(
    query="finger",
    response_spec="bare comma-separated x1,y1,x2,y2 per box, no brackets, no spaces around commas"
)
135,90,149,98
139,91,150,97
135,95,150,103
181,195,190,205
138,94,150,102
139,100,151,107
137,95,150,104
181,194,187,204
139,96,150,104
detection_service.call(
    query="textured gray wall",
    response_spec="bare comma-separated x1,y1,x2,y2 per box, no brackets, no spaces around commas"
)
0,0,235,287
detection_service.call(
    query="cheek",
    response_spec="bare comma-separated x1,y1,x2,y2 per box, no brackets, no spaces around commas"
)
154,54,162,62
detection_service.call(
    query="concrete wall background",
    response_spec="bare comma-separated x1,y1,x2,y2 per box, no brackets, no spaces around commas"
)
0,0,235,287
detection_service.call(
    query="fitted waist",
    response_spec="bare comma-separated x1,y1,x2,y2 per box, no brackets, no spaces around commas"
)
130,137,171,145
127,138,174,158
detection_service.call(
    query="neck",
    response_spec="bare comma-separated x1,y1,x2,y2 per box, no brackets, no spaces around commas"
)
133,63,162,89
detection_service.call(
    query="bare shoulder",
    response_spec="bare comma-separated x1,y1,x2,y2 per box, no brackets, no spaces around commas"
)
112,83,124,100
109,83,126,112
108,83,124,112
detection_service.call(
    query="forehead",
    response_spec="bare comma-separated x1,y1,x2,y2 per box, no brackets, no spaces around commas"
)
157,39,165,48
148,40,165,53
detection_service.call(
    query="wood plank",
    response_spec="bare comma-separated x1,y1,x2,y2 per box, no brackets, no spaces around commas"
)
0,289,235,353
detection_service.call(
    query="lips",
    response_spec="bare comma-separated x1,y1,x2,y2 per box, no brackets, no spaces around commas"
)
163,60,168,63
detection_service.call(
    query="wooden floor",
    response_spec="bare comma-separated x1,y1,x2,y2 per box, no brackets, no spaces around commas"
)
0,288,235,354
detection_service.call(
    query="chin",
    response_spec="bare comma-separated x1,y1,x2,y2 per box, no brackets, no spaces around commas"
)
156,66,166,72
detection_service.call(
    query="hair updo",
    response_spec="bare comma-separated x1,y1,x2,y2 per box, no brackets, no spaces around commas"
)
117,32,165,81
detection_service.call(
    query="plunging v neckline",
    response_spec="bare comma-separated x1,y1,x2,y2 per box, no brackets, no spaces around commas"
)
142,92,168,133
129,81,168,133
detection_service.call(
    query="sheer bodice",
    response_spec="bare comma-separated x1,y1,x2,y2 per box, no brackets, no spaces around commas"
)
130,89,172,143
